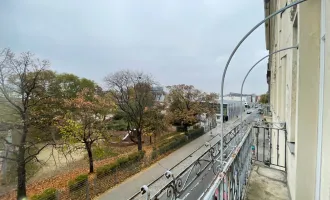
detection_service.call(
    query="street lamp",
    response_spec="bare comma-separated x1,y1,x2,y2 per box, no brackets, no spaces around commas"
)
219,0,306,166
239,45,299,128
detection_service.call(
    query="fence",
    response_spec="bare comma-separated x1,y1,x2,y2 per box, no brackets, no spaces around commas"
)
252,121,287,170
28,157,149,200
17,128,209,200
128,119,253,200
1,118,255,200
201,125,253,200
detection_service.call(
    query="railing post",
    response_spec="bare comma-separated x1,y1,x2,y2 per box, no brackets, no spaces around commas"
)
86,180,90,200
115,168,118,184
55,190,60,200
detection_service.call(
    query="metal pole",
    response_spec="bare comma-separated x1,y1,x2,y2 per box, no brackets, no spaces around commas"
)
219,0,306,166
239,46,299,129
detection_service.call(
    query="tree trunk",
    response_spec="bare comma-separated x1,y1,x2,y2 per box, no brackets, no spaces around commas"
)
129,134,138,144
137,130,142,151
85,142,94,173
17,147,27,199
17,113,28,199
149,136,152,144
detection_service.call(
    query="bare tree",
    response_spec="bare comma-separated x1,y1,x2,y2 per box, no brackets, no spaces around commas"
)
104,70,155,151
0,48,56,199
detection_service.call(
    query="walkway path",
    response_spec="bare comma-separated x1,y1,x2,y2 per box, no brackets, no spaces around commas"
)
96,114,249,200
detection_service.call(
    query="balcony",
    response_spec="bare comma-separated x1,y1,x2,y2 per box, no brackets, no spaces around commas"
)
128,120,289,200
196,121,289,200
245,164,289,200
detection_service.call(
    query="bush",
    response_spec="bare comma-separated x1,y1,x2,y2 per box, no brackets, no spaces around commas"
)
158,133,185,147
151,128,205,161
186,127,205,140
159,132,182,141
107,119,127,131
128,150,145,162
96,151,145,179
176,126,187,132
92,146,118,161
151,150,158,160
95,162,118,179
68,174,88,192
157,134,188,155
31,188,57,200
193,124,200,129
112,111,126,120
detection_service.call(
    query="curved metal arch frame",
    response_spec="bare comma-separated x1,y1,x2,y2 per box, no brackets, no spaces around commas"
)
219,0,307,166
239,45,299,127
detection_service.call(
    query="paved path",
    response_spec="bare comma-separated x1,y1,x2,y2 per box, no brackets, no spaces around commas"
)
96,115,249,200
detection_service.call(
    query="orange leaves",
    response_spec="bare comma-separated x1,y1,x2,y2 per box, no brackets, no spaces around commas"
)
166,84,217,126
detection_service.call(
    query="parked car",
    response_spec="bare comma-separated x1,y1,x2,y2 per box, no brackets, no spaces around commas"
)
247,110,252,114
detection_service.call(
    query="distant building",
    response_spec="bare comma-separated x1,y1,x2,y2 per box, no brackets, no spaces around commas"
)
151,86,165,103
221,92,257,106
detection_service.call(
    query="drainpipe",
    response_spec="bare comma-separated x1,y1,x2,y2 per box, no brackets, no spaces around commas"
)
315,0,326,199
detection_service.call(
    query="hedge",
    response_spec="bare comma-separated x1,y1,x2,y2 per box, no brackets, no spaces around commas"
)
186,127,205,140
176,126,187,132
96,150,145,179
152,127,205,159
159,131,182,141
156,134,188,156
31,188,57,200
157,133,185,148
92,146,118,161
107,119,127,131
68,174,88,192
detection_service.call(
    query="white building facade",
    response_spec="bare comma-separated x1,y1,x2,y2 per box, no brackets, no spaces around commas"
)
264,0,330,199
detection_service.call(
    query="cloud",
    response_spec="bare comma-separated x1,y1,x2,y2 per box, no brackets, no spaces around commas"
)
0,0,268,95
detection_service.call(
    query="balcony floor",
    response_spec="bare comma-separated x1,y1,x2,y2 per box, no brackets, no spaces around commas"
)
245,163,290,200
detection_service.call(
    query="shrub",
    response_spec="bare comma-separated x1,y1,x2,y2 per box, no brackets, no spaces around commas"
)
159,132,182,141
157,135,188,155
128,150,145,162
158,133,185,148
151,150,158,160
96,151,145,179
95,162,118,179
68,174,88,192
31,188,57,200
92,146,118,161
107,119,127,131
176,126,186,132
186,127,205,140
193,124,200,129
112,111,126,120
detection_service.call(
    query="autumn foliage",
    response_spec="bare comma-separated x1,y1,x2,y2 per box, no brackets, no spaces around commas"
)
166,84,217,131
56,89,116,173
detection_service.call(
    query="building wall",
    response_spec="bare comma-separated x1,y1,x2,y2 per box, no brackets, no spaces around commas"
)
320,0,330,198
223,96,248,103
265,0,325,199
295,2,320,199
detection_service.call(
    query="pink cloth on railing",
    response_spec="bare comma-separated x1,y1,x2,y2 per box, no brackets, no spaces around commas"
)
223,192,228,200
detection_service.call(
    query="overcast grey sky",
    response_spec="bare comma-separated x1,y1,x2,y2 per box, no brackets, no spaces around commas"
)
0,0,268,95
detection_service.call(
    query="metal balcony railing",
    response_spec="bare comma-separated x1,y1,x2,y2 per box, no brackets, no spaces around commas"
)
130,116,255,200
201,125,253,200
